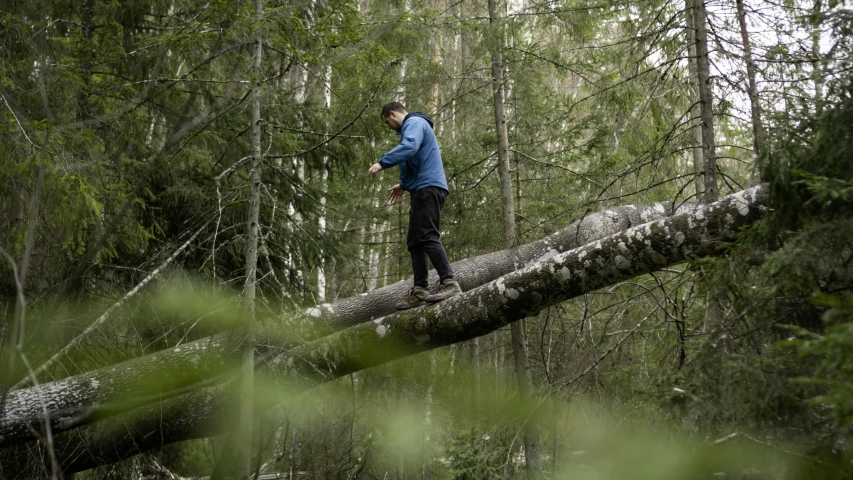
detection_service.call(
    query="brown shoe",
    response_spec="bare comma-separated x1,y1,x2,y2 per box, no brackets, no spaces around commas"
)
395,286,429,310
425,278,462,303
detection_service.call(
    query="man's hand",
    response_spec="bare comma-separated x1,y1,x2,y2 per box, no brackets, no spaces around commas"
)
368,162,383,178
388,184,405,205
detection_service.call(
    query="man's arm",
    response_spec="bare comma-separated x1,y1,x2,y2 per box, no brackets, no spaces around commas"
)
378,121,424,169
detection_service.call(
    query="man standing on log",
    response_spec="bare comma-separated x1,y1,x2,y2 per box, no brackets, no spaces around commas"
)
368,102,462,310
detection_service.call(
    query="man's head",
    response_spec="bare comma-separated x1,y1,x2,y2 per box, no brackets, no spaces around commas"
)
380,102,408,131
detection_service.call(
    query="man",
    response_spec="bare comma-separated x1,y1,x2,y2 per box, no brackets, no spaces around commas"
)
368,102,462,310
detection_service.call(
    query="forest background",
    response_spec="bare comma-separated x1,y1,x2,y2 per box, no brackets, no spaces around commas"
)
1,0,852,478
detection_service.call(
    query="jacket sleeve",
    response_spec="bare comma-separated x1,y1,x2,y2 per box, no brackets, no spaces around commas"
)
378,121,424,169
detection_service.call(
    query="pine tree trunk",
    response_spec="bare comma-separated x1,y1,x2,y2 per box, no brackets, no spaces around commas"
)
487,0,540,472
318,65,332,302
237,0,264,476
685,0,704,200
488,0,516,247
735,0,765,182
509,320,541,472
422,349,437,479
693,0,718,202
811,0,824,112
77,0,95,121
693,0,725,331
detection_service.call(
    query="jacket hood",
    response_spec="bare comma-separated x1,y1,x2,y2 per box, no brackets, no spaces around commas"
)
397,112,434,133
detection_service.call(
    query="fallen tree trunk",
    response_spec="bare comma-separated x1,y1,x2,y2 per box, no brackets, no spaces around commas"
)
0,200,689,449
306,201,694,327
0,185,766,476
0,330,289,450
270,185,764,381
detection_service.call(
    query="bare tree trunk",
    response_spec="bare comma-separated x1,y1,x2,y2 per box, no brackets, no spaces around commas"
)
318,65,332,302
288,60,308,288
76,0,95,121
811,0,824,113
693,0,725,331
487,0,540,471
509,320,540,472
237,0,264,476
488,0,516,248
470,336,480,416
456,0,478,417
685,0,704,200
735,0,765,184
422,350,437,480
693,0,718,202
430,13,442,118
366,199,381,291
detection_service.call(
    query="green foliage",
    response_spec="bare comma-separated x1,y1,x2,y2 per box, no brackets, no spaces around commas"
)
3,0,853,477
442,429,514,479
665,56,853,470
796,321,853,427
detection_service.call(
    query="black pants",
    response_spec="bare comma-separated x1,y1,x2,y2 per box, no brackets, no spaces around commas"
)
407,186,454,288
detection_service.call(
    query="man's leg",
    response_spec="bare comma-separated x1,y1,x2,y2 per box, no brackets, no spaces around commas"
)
407,187,461,303
409,250,430,289
394,198,431,310
407,187,454,280
419,188,455,280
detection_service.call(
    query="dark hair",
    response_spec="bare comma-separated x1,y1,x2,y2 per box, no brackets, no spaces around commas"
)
380,102,406,119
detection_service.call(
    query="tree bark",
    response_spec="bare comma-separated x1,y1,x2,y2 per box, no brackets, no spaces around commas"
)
693,0,718,202
236,1,264,476
509,319,540,473
0,199,695,450
693,0,727,330
811,0,824,113
307,200,690,328
487,0,540,469
488,0,516,248
735,0,765,182
76,0,95,121
318,65,332,302
0,186,768,475
685,0,704,200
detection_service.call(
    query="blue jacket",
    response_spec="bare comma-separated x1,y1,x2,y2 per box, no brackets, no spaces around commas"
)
378,112,449,192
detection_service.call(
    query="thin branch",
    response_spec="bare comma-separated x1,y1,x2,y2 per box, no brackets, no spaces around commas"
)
216,156,253,183
122,78,250,86
0,248,26,397
13,220,211,390
510,149,602,187
711,432,823,464
265,59,400,160
0,92,45,153
508,46,599,86
266,123,366,139
558,313,661,391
